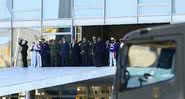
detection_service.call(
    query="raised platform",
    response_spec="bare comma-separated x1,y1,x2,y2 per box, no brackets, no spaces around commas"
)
0,67,116,96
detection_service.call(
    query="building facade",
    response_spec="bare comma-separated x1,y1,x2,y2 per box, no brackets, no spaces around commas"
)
0,0,185,67
0,0,185,98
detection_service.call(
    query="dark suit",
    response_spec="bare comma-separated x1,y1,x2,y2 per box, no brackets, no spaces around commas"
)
19,40,28,67
71,43,80,66
80,41,89,66
95,40,104,67
42,43,50,67
60,42,70,66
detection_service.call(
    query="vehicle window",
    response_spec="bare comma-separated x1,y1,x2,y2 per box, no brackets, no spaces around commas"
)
126,41,176,88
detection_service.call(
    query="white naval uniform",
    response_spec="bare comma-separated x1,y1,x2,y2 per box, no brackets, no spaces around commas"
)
31,44,42,67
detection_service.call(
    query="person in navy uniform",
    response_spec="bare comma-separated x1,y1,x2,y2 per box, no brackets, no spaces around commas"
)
80,37,89,66
60,37,70,66
95,37,104,67
18,38,28,67
41,39,50,67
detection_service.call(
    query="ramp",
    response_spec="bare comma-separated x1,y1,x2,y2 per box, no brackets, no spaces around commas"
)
0,67,115,96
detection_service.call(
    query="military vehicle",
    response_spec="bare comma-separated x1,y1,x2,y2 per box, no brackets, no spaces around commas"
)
113,23,184,99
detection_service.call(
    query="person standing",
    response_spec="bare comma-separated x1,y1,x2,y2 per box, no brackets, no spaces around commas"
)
109,38,117,67
71,39,80,66
60,37,70,66
89,36,96,66
42,40,50,67
31,41,42,67
80,37,89,66
18,38,28,67
49,40,58,67
95,37,104,67
57,40,62,66
104,40,110,66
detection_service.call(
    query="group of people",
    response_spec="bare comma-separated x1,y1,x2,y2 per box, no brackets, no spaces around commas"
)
18,36,124,67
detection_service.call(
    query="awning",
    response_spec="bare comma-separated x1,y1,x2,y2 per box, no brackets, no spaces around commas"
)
0,67,115,96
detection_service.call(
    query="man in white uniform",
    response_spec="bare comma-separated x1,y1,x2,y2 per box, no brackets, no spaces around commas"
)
109,38,117,66
31,42,42,67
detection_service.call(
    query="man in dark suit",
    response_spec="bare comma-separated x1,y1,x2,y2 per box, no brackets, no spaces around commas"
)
60,37,70,66
18,38,28,67
71,39,80,66
89,36,96,66
80,37,89,66
95,37,104,67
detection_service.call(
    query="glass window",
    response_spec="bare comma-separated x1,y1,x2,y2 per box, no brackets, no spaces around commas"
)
138,0,171,16
74,0,104,18
0,29,11,68
139,0,169,4
126,41,176,89
13,28,41,67
0,0,11,20
43,0,71,19
13,0,41,20
174,0,185,14
138,6,170,16
43,27,71,33
106,0,137,17
74,9,103,18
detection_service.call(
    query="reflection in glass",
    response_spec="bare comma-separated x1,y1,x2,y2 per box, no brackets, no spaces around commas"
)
0,29,11,68
13,0,41,20
138,0,171,16
43,0,71,19
74,0,104,18
13,28,41,67
106,0,137,17
174,0,185,14
0,0,11,20
139,6,170,16
126,41,175,88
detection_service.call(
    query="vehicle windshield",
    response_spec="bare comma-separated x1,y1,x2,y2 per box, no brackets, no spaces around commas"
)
126,41,176,88
128,41,176,68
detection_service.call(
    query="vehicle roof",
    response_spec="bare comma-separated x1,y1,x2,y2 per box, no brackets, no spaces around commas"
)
124,22,185,41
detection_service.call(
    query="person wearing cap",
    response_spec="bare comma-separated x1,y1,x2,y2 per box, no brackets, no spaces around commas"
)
30,41,42,67
18,38,28,67
109,37,117,66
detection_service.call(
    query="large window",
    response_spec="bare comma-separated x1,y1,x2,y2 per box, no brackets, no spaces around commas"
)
0,0,11,20
74,0,104,18
13,28,41,67
43,0,72,19
138,0,171,16
13,0,41,20
174,0,185,14
106,0,137,17
126,41,175,88
0,29,11,68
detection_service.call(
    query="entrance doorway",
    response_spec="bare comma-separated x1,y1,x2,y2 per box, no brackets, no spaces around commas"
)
81,23,168,41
